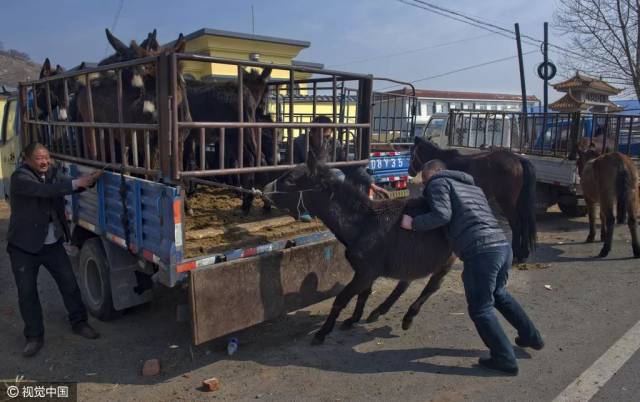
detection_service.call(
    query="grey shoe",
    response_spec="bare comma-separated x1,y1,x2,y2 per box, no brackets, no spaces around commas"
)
478,357,519,376
515,331,545,350
23,338,44,357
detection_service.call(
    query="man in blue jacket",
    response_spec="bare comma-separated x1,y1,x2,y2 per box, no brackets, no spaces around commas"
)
401,159,543,375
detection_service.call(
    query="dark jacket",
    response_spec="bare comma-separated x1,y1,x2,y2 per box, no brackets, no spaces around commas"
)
412,170,507,259
8,164,77,253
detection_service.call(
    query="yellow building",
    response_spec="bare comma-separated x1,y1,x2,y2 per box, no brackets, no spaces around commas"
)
174,28,357,126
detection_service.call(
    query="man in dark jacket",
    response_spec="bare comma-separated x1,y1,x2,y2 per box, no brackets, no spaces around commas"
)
8,142,102,357
401,160,544,375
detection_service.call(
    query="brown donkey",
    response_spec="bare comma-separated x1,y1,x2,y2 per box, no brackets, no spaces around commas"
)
577,142,640,258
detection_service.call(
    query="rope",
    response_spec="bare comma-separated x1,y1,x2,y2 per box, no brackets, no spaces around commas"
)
119,164,131,250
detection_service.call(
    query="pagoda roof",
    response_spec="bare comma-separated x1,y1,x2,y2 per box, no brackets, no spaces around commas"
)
549,93,590,111
552,72,621,94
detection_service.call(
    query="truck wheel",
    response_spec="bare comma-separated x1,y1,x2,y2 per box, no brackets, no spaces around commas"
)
78,239,118,320
558,202,588,217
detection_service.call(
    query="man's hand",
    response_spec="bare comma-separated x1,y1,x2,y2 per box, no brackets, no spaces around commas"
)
75,171,103,188
400,214,413,230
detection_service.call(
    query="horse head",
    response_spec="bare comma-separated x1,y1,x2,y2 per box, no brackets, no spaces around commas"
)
576,138,601,175
409,136,439,176
37,58,68,120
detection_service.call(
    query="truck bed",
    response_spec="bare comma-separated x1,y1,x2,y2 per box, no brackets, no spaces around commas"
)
184,187,325,258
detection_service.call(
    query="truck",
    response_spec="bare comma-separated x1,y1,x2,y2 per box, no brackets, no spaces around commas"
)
0,53,383,345
422,110,640,216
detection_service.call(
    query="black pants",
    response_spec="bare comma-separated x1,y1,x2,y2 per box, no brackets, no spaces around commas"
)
8,241,88,339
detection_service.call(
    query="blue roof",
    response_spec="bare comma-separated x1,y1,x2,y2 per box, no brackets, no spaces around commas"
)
611,99,640,115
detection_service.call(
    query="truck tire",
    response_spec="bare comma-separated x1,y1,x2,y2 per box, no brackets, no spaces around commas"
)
78,239,118,320
558,202,588,217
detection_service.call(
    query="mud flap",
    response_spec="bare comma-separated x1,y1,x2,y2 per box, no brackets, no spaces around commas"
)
189,238,352,345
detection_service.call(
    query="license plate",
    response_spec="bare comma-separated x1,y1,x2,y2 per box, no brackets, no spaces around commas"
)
369,157,408,171
388,189,409,199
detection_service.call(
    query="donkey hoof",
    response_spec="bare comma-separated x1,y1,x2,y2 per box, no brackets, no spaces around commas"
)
340,320,356,331
402,317,413,331
585,236,594,243
366,311,381,323
311,335,325,346
597,249,610,258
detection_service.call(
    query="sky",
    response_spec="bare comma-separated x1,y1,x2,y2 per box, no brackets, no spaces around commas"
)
0,0,568,101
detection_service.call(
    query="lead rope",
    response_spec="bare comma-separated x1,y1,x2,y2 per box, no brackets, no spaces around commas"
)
119,164,131,250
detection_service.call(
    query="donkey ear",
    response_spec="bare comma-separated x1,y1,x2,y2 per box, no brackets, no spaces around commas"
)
40,58,52,78
172,33,186,53
55,64,64,74
105,28,129,55
148,29,158,50
259,68,272,82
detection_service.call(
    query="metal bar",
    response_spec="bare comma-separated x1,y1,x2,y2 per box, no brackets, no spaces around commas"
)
288,69,294,164
131,130,139,167
85,73,97,159
272,126,278,167
237,66,244,168
219,127,225,169
144,130,151,169
28,56,158,84
312,81,317,120
120,128,127,166
179,160,368,177
199,127,206,171
157,53,171,179
108,128,116,163
50,152,161,176
627,117,634,154
99,128,106,162
332,75,337,161
256,127,262,167
602,115,610,154
542,22,549,142
170,53,180,180
275,84,281,122
25,120,157,130
177,122,369,129
32,84,39,121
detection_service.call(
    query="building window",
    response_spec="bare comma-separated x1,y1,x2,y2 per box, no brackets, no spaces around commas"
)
416,101,423,116
435,103,443,113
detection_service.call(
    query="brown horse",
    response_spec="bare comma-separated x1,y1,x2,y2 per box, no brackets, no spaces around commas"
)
409,136,537,263
264,152,455,344
577,141,640,258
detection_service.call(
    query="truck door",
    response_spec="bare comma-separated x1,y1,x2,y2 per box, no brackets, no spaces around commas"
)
0,98,19,199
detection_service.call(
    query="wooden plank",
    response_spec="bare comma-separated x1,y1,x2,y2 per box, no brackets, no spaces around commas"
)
185,215,297,241
189,238,352,345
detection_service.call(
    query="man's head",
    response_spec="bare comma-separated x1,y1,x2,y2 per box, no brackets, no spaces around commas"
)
24,143,51,175
310,115,333,139
421,159,446,183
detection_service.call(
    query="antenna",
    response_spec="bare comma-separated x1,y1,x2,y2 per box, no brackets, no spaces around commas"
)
251,5,255,34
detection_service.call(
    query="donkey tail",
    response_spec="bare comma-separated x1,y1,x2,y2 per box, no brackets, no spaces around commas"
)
615,161,630,224
515,157,538,261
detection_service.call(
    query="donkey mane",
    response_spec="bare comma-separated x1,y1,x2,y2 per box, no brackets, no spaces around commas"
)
321,167,406,218
421,138,461,159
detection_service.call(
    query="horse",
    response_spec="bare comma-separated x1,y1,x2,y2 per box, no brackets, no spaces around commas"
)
576,141,640,258
263,152,456,344
409,136,537,263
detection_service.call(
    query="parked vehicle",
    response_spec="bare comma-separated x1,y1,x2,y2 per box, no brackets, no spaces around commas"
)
422,110,640,216
1,52,376,344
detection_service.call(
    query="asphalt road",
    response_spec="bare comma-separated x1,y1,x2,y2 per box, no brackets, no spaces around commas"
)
0,202,639,402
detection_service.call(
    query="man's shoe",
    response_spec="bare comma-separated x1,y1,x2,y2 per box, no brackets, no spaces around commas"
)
72,322,100,339
515,332,545,350
478,357,519,376
23,338,44,357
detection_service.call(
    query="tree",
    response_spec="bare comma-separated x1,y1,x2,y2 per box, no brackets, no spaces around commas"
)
554,0,640,98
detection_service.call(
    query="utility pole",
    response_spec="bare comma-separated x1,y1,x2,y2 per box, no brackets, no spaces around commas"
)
515,23,528,137
542,22,549,133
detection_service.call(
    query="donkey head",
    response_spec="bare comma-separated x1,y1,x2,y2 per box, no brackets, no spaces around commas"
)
576,138,601,175
37,59,68,120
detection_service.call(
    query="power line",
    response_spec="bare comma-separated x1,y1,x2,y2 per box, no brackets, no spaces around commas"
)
329,33,494,68
399,0,585,60
378,49,538,91
103,0,125,57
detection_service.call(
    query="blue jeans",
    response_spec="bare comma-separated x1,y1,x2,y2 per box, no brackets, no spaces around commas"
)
462,243,539,366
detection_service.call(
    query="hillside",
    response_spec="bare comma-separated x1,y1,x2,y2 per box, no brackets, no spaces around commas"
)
0,52,40,87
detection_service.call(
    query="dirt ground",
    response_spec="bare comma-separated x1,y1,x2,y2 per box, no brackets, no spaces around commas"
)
1,202,639,401
183,186,325,258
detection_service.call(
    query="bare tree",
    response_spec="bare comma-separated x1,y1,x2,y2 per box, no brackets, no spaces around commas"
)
554,0,640,98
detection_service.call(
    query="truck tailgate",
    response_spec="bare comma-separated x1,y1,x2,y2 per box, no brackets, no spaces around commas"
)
189,237,352,345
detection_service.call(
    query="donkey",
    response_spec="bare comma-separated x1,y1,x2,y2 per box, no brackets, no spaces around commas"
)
409,136,537,263
576,140,640,258
264,152,456,344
